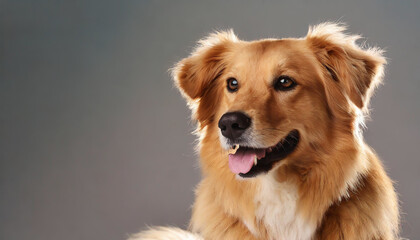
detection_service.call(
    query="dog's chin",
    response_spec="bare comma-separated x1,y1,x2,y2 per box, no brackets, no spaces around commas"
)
227,130,300,178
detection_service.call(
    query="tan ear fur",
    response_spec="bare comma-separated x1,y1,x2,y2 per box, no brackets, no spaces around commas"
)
172,30,238,127
306,23,386,110
172,30,238,100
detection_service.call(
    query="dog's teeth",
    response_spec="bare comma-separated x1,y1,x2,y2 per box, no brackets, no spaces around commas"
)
228,144,240,154
268,147,272,153
254,157,258,166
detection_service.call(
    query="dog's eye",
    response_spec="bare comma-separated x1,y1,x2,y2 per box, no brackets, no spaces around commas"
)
274,76,296,91
227,78,239,92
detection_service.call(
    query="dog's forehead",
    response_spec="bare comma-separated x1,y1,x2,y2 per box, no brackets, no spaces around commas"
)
227,39,314,82
232,40,285,63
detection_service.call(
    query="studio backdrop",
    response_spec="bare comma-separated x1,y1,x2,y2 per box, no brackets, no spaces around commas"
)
1,1,419,239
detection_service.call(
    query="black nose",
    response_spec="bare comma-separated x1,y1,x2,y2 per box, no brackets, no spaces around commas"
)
218,112,251,140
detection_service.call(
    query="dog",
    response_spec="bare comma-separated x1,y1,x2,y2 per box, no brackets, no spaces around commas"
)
130,23,400,240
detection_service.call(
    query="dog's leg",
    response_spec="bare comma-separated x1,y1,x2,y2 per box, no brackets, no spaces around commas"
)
190,194,260,240
127,227,203,240
191,212,260,240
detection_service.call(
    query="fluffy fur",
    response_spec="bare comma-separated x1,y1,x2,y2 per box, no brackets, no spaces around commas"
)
130,23,399,240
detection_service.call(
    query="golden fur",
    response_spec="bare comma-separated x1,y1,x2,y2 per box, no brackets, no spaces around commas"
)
130,23,399,240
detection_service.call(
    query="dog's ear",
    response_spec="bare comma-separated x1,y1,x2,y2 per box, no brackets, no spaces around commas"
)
172,30,237,101
306,23,386,110
172,30,238,127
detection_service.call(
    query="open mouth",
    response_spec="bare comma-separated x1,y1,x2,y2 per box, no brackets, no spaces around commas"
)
228,130,300,178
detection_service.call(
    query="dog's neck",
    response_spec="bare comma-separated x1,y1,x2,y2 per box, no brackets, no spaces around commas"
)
252,171,315,240
250,135,369,240
197,124,370,239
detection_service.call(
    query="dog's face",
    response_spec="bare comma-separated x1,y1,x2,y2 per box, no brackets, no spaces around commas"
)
173,24,385,178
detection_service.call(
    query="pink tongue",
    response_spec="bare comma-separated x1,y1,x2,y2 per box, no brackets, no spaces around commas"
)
228,148,266,174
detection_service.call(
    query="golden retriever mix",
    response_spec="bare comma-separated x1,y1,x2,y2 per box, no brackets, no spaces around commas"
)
130,23,399,240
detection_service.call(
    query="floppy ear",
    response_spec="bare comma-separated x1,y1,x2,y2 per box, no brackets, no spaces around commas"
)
306,23,386,110
172,30,238,127
172,30,238,100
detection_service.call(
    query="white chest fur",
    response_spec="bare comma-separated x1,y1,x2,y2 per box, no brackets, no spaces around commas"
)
253,174,315,240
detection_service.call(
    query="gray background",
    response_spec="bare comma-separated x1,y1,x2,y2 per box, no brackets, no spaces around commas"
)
1,0,419,239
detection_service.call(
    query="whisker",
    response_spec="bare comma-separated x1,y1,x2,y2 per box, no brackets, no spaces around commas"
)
288,135,299,141
282,138,292,146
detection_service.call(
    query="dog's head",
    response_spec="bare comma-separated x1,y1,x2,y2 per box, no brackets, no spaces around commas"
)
173,23,385,178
